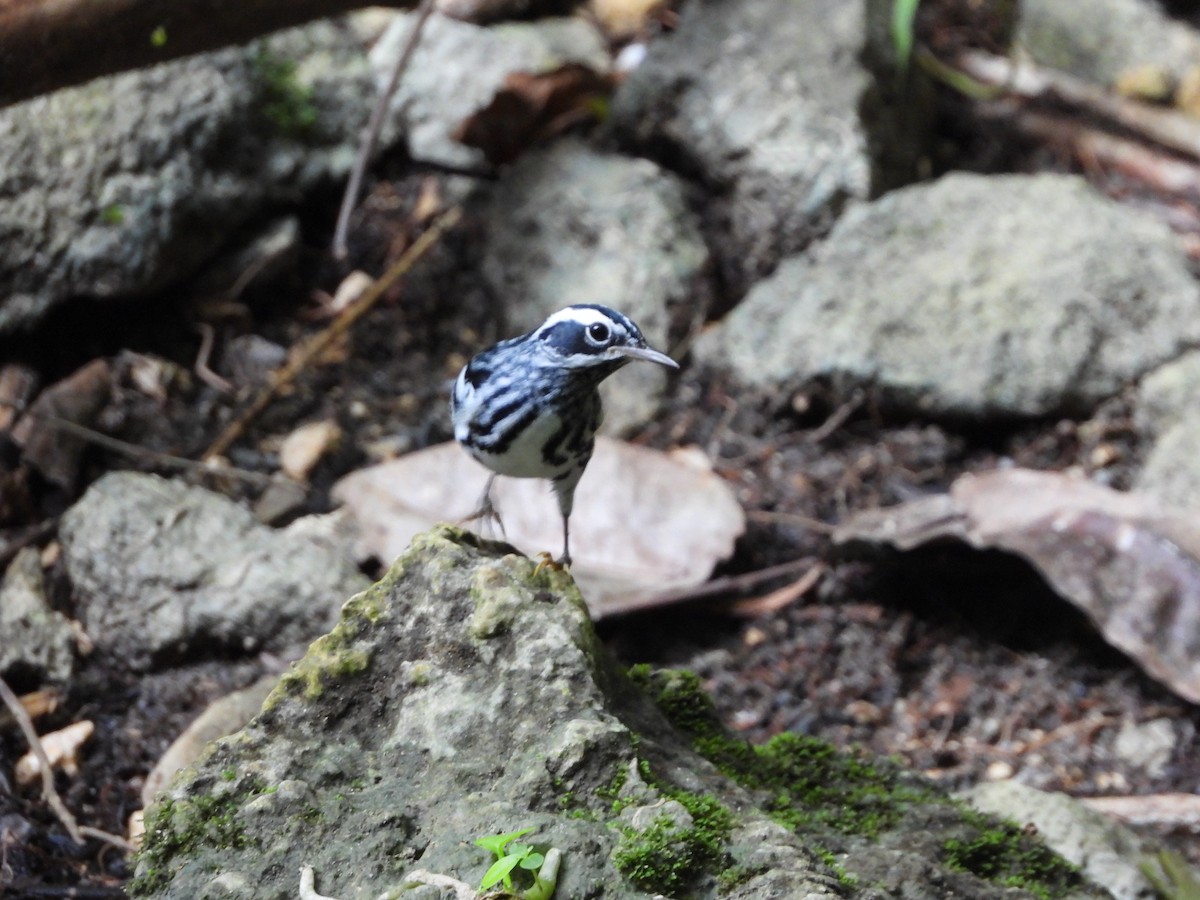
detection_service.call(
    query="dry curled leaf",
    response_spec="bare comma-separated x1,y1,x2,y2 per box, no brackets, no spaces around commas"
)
11,359,112,489
280,420,342,482
835,468,1200,704
15,720,94,785
452,64,615,166
0,364,37,433
332,438,744,616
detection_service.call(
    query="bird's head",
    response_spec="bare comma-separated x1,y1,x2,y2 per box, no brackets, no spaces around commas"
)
531,304,678,373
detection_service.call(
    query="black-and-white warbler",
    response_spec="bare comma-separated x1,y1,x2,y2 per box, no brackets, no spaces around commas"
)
452,304,678,565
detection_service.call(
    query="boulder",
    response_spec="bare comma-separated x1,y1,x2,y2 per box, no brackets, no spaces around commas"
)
59,472,368,670
696,173,1200,418
132,526,1106,900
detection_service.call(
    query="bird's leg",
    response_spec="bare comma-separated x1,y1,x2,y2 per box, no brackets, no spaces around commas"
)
550,466,584,568
463,473,506,541
559,512,571,567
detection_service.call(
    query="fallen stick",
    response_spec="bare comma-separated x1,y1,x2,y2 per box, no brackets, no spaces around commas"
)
333,0,437,260
956,49,1200,162
204,205,462,462
0,673,131,851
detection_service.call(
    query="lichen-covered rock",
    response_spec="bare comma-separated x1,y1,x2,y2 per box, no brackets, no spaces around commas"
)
696,173,1200,418
371,13,609,170
611,0,930,297
0,21,376,333
0,547,75,684
1132,351,1200,511
59,472,368,670
962,781,1157,900
1019,0,1200,86
131,526,1106,900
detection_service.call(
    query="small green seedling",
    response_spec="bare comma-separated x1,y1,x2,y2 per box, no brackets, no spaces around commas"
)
475,827,560,899
891,0,920,72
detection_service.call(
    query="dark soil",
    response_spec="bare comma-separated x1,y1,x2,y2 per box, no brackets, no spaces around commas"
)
3,8,1200,897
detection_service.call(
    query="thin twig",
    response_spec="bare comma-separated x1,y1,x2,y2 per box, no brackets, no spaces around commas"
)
746,509,838,534
0,675,133,853
0,519,57,570
598,558,818,618
956,48,1200,162
993,104,1200,199
206,205,463,461
332,0,437,260
16,411,275,488
194,323,235,394
727,563,825,617
808,389,864,443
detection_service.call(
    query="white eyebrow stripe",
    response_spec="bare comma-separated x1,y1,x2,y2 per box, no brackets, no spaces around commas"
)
536,306,618,332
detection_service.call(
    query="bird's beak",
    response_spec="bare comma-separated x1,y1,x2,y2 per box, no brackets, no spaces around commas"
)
612,345,680,369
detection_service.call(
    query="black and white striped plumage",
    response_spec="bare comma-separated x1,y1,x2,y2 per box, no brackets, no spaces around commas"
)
451,304,678,565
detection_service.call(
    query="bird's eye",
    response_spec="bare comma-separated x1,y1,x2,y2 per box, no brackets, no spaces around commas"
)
587,322,610,343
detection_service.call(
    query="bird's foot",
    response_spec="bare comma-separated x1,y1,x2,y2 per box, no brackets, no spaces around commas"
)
533,551,569,575
461,477,506,541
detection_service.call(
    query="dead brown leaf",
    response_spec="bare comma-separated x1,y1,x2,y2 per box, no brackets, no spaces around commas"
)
0,364,37,433
835,468,1200,704
587,0,661,39
11,359,112,490
332,437,744,616
15,719,93,785
452,64,616,166
279,420,342,483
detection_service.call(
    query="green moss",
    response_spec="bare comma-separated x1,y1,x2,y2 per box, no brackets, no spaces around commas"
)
717,863,766,893
253,48,317,135
943,823,1082,900
613,789,735,895
129,779,269,896
812,846,859,890
595,762,631,814
630,666,1084,899
296,806,325,826
629,666,935,838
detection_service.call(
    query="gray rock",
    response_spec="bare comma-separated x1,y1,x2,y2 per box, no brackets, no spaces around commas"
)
0,21,376,334
479,139,707,432
696,173,1200,418
1135,417,1200,512
1135,350,1200,437
142,675,279,808
371,13,609,170
611,0,928,296
1133,351,1200,511
59,473,368,670
1019,0,1200,85
133,525,1107,900
0,548,74,684
1110,718,1177,780
962,780,1154,900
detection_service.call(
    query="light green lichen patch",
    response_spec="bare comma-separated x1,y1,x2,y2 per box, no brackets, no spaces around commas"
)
264,584,387,707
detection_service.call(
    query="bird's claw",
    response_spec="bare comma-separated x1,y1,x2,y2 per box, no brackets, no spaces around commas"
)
533,551,569,575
